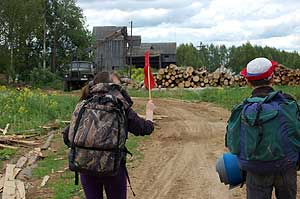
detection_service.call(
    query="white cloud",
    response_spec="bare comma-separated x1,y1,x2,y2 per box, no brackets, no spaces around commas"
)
78,0,300,51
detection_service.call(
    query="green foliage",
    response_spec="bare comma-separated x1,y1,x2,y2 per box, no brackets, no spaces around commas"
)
0,0,92,81
176,43,204,68
45,0,93,72
0,87,78,132
0,148,17,169
29,67,63,89
0,148,17,161
177,42,300,73
131,68,144,83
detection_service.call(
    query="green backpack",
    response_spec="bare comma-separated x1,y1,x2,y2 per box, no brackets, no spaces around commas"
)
226,91,300,162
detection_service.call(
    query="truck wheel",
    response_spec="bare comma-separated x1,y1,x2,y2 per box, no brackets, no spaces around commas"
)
63,81,70,91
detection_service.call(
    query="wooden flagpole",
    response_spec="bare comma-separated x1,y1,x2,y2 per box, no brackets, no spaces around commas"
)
148,64,152,100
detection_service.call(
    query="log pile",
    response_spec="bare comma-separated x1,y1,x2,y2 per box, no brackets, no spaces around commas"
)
273,64,300,86
154,64,246,88
154,64,299,88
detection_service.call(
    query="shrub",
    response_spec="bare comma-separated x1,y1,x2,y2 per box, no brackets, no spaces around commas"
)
131,68,144,83
29,68,63,89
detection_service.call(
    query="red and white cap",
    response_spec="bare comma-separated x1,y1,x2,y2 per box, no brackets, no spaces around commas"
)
240,57,278,81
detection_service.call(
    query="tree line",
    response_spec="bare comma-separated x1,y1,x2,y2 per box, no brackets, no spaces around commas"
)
1,0,299,83
0,0,92,82
176,42,300,73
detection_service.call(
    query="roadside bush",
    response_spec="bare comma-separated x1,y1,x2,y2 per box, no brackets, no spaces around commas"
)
29,67,63,89
131,68,144,83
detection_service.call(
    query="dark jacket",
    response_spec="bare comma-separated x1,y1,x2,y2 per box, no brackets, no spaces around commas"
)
251,86,294,100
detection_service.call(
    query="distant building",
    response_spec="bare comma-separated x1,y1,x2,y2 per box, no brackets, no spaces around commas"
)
93,26,128,71
93,26,176,71
129,42,176,68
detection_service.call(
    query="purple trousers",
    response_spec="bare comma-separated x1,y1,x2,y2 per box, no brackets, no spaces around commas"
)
80,167,127,199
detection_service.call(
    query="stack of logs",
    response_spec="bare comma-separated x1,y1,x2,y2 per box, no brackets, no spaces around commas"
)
155,64,246,88
154,64,299,88
273,64,300,86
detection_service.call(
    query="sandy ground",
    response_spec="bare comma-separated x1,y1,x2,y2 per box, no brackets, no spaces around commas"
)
128,98,245,199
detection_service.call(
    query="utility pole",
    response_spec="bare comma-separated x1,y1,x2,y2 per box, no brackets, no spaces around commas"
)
43,16,46,69
43,0,47,69
129,21,133,78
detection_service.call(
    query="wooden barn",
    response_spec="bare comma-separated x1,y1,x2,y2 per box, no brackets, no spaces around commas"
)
93,26,176,71
129,42,176,68
93,26,128,71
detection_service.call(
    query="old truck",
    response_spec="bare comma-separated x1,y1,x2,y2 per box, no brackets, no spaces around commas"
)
63,61,94,91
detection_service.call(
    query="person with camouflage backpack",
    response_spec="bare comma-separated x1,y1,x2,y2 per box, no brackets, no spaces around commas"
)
226,58,300,199
63,72,155,199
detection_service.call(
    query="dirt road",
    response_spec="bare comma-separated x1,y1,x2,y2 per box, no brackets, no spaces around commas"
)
128,98,244,199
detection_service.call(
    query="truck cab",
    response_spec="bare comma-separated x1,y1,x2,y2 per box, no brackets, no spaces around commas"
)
64,61,94,91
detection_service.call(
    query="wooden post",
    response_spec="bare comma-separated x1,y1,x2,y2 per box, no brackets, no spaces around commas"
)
148,65,152,100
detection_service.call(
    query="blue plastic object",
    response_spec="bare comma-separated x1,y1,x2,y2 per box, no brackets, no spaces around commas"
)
223,153,243,186
216,153,243,187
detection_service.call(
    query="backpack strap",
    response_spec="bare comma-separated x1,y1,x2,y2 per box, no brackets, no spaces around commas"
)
75,171,79,185
125,166,136,197
122,148,135,197
241,100,264,157
254,102,264,147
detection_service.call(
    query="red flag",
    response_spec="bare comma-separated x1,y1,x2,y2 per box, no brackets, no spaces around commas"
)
144,50,155,90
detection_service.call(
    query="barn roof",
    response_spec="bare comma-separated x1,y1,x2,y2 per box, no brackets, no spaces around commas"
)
130,42,176,57
93,26,127,40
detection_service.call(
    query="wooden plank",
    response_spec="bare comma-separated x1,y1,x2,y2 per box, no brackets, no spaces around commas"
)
3,180,16,198
40,175,50,187
0,138,38,146
15,180,26,199
27,148,43,166
4,164,16,181
41,131,55,150
0,175,4,192
0,143,18,149
16,156,28,168
13,168,22,179
0,123,10,135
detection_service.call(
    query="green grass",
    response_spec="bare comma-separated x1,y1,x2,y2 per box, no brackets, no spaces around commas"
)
50,171,83,199
129,86,300,110
0,148,17,168
32,136,84,199
31,133,145,199
0,87,78,132
126,135,148,161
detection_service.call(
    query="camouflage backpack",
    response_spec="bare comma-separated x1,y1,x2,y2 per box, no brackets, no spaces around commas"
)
68,83,130,184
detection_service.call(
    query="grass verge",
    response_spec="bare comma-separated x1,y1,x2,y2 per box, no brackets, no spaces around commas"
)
0,86,78,132
129,86,300,110
30,134,147,199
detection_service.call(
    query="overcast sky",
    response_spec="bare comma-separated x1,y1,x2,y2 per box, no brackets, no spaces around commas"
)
77,0,300,52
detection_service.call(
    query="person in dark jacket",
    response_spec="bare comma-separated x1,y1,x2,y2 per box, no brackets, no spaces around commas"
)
64,71,155,199
226,57,300,199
